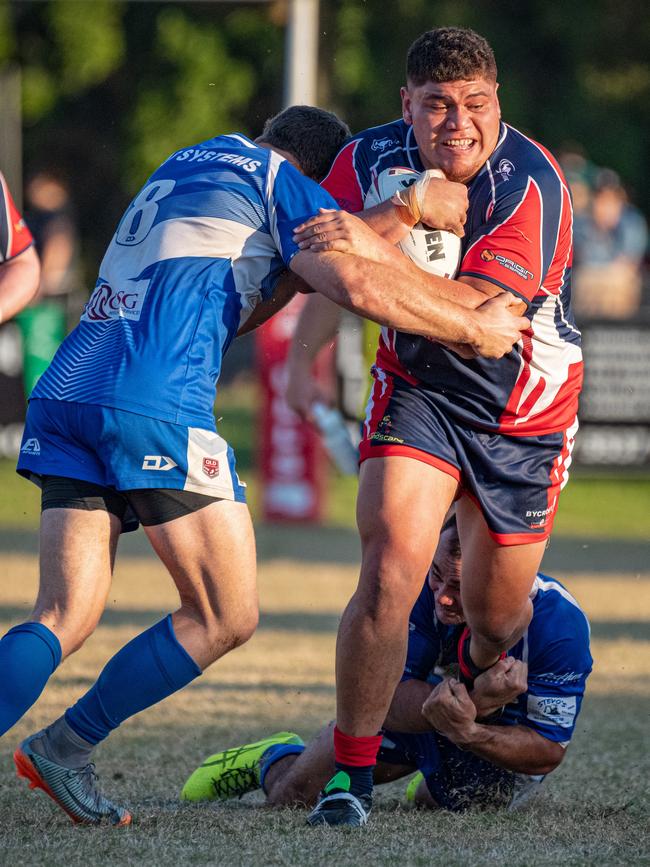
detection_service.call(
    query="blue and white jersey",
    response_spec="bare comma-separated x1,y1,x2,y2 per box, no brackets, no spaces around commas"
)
32,134,338,429
404,572,592,745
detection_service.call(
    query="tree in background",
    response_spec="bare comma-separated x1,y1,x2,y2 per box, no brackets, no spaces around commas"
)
0,0,648,278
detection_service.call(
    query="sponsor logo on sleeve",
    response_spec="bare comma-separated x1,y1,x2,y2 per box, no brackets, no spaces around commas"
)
535,671,583,685
480,249,534,281
527,694,576,728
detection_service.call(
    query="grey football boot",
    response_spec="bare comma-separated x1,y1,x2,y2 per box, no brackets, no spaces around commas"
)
14,732,132,826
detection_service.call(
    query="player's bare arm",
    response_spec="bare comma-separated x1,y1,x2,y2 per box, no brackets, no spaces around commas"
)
293,208,527,317
0,245,40,324
297,172,468,247
285,293,341,420
290,248,527,358
470,656,529,718
384,658,528,734
422,678,564,776
236,270,310,337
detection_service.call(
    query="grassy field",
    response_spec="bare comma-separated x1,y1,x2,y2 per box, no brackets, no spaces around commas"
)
0,555,648,866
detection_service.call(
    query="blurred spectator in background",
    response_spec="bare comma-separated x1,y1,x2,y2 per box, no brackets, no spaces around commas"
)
0,170,40,323
16,170,80,395
572,168,648,320
558,147,595,221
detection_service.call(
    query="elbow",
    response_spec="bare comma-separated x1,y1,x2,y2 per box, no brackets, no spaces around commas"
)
519,748,565,776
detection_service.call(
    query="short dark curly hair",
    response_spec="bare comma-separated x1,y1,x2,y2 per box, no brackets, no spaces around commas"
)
407,27,497,86
258,105,350,182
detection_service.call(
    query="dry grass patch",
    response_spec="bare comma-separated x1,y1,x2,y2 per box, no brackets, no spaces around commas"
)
0,556,648,865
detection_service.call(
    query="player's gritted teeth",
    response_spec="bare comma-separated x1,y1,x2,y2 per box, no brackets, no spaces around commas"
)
442,139,475,150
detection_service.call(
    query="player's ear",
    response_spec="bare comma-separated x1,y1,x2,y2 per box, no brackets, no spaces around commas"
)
401,86,413,125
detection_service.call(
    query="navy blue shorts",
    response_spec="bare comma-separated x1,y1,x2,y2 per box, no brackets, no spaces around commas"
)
360,368,577,544
17,399,247,503
379,728,514,811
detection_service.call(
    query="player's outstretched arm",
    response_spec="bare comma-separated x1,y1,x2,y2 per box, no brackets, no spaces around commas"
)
290,247,527,358
237,270,309,337
313,173,468,246
0,245,40,324
285,293,341,421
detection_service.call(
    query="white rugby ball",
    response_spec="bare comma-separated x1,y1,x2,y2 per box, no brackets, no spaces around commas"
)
364,167,461,279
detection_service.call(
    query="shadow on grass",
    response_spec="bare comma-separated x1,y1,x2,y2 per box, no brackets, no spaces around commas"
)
0,606,341,633
0,606,645,640
4,526,650,571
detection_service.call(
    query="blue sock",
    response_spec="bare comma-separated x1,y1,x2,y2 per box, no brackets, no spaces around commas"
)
65,615,201,745
259,742,305,794
0,622,62,737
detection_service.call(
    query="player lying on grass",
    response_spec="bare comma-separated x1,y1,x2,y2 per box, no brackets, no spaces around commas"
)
181,515,592,813
1,106,527,827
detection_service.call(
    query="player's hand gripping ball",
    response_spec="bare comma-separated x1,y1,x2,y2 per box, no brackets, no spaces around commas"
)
364,166,462,279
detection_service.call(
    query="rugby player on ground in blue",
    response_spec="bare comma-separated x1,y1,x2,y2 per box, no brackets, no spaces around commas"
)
181,514,592,813
1,106,527,826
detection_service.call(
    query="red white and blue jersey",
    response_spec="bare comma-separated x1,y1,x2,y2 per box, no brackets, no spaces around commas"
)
32,135,338,429
0,171,33,262
404,573,592,745
323,120,583,437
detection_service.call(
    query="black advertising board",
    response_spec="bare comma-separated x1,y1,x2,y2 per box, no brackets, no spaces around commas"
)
575,320,650,469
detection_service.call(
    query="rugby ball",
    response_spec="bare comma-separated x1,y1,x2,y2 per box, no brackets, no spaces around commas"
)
364,167,461,279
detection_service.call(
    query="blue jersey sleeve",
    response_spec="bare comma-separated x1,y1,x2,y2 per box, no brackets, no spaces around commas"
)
519,592,593,744
402,581,441,683
267,157,339,266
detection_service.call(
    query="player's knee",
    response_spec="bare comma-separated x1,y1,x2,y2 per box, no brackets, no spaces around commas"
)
185,602,259,662
228,605,259,648
56,618,100,658
358,544,429,618
30,603,102,658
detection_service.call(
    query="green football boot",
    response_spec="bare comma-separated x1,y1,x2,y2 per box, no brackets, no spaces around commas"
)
180,731,303,802
405,771,425,804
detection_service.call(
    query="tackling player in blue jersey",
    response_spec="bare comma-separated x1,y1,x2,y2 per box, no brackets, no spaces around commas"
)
1,106,527,826
181,514,592,814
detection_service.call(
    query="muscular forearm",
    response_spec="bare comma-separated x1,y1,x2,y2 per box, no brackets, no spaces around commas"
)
0,247,40,323
292,250,481,345
448,723,565,775
286,293,342,367
359,200,413,246
384,680,437,733
345,212,487,310
237,270,306,336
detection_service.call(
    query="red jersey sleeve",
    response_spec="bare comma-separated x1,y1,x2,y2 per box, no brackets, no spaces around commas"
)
459,176,547,305
0,172,33,263
320,140,365,213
